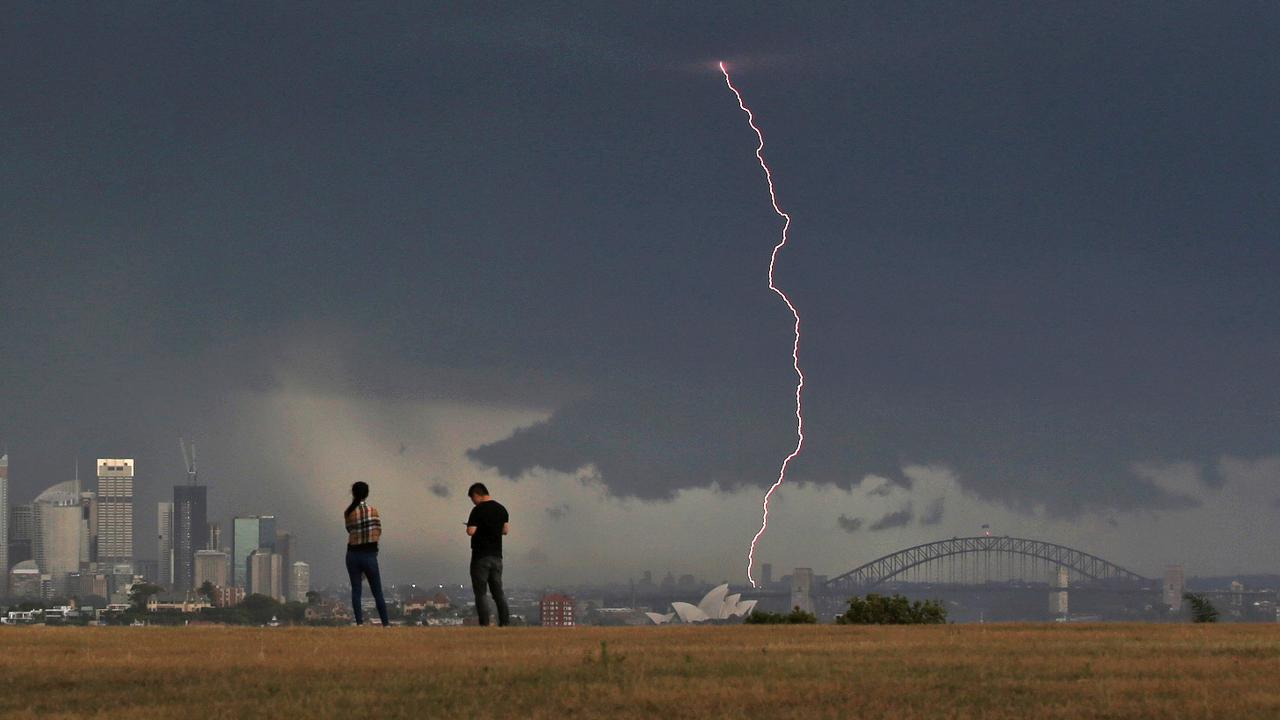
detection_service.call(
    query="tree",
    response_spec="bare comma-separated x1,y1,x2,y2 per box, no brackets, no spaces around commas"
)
745,607,818,624
837,593,947,625
1183,593,1219,623
198,581,217,603
281,601,308,624
128,583,164,611
240,593,284,625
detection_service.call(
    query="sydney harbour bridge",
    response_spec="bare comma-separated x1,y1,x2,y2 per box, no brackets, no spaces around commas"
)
749,535,1174,621
823,535,1151,593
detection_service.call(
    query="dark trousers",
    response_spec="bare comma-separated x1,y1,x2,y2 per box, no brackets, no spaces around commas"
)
346,548,389,626
470,555,509,626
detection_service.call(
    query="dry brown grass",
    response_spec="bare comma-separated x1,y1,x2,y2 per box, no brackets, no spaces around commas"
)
1,624,1277,719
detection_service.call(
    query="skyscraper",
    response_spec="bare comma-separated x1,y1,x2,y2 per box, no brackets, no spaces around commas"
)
32,481,81,597
207,521,222,551
194,549,229,589
8,503,34,567
78,490,97,566
231,515,276,588
96,459,134,569
157,502,173,587
172,485,208,592
290,561,310,603
0,453,8,594
248,548,284,601
274,530,292,599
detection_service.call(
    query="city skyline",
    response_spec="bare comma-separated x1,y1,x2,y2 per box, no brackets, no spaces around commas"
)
1,441,1277,589
3,452,311,604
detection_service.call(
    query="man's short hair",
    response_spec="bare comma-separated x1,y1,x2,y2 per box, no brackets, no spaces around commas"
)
467,482,489,498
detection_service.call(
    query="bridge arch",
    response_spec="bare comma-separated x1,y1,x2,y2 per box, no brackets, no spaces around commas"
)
823,536,1150,593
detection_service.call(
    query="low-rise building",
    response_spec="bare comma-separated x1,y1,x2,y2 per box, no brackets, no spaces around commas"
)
215,586,246,608
147,596,213,613
540,593,576,627
8,560,41,600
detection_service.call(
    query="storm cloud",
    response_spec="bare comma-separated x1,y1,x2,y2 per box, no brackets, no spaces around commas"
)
2,3,1278,583
869,505,914,532
836,515,864,534
920,498,945,526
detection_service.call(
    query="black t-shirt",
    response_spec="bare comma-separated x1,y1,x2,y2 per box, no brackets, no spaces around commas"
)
467,500,509,559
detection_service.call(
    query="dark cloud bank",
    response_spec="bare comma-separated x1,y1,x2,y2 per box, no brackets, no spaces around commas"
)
1,3,1277,556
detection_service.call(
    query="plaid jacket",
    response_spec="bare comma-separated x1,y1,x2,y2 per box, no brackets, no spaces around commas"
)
345,502,382,547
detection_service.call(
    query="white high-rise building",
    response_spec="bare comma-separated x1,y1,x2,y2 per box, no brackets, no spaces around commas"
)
290,561,310,603
96,459,134,568
249,549,284,602
0,453,9,594
157,502,174,587
32,481,82,597
194,549,230,589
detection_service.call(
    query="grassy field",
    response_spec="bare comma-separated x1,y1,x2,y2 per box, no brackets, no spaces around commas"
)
2,624,1278,719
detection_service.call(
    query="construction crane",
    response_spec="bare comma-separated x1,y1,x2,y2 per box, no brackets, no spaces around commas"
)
179,437,197,486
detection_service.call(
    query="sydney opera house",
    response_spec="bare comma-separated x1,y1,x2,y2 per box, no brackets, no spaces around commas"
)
645,583,757,624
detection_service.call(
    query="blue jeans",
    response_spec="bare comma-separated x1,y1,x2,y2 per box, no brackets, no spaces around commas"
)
470,555,509,626
346,549,389,626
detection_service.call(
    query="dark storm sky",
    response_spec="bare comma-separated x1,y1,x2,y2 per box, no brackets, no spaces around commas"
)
3,2,1278,577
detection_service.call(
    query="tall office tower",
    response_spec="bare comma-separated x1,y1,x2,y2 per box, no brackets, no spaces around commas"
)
290,561,310,603
172,485,207,592
258,516,276,553
207,521,222,551
231,516,276,588
231,517,256,588
78,491,98,566
194,549,229,589
32,481,82,597
96,459,134,569
9,503,34,566
157,502,174,587
248,549,284,601
0,453,8,593
274,531,293,599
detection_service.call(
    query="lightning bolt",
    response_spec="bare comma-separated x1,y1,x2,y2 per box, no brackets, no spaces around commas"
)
719,61,805,589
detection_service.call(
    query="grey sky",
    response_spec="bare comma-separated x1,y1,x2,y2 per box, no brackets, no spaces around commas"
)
2,2,1277,584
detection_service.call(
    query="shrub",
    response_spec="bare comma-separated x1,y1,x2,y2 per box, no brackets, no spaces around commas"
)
837,593,947,625
745,606,818,624
1183,593,1219,623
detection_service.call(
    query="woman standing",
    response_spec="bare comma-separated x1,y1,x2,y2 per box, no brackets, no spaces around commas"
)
344,481,389,626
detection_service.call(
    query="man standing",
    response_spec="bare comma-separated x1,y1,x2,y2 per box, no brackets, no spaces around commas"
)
465,482,510,627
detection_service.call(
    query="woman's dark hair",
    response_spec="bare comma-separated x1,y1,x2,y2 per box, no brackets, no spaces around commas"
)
345,481,370,517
